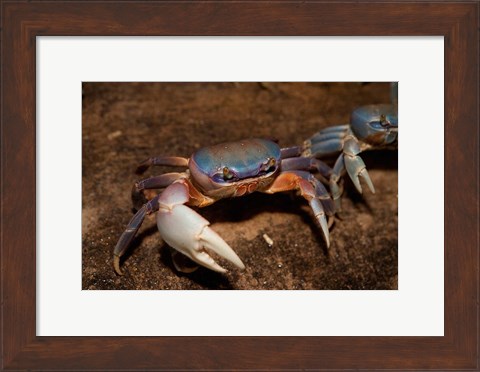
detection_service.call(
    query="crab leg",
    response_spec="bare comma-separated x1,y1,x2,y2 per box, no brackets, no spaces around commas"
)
304,124,349,154
156,180,245,273
329,154,346,211
288,170,335,216
262,171,332,247
304,125,375,201
280,146,302,159
309,131,344,143
306,137,344,158
281,156,332,184
113,195,161,275
312,124,350,135
136,156,189,175
324,137,375,212
135,172,185,191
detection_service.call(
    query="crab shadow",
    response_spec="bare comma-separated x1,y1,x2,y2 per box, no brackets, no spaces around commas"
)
361,149,398,170
159,247,235,289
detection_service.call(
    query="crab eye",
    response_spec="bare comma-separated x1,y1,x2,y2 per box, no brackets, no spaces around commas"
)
212,167,236,183
369,114,392,130
264,157,276,172
369,120,384,129
223,166,234,180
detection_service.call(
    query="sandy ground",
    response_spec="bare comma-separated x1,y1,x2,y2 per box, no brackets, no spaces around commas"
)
82,82,397,290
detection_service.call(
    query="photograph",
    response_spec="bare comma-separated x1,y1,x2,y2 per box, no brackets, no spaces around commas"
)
82,82,398,290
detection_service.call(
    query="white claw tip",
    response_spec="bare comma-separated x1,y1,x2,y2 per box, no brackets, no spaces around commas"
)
199,226,245,271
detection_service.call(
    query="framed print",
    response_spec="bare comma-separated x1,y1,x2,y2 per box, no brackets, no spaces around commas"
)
1,1,478,370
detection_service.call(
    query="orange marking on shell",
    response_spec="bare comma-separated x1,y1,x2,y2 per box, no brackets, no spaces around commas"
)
247,182,258,193
235,185,247,197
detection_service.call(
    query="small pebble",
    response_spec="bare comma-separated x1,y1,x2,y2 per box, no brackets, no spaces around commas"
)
107,130,122,140
263,233,273,246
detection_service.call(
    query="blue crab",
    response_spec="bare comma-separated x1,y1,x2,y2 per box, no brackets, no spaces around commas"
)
304,83,398,209
113,138,335,274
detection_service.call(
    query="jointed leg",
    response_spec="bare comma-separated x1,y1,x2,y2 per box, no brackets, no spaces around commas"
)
131,172,186,212
303,124,349,158
312,124,350,135
305,138,344,158
304,125,375,207
285,170,335,216
326,138,374,212
113,194,161,275
280,146,302,159
136,156,189,175
135,172,185,191
329,154,346,211
309,124,350,140
280,156,332,184
262,171,333,247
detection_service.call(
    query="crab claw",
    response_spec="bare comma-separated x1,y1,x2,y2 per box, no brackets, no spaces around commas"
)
343,138,375,194
157,204,245,273
344,155,375,194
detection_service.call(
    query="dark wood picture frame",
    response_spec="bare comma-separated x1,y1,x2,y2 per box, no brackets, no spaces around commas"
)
1,1,478,370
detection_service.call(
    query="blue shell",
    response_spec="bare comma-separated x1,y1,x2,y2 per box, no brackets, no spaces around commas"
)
191,138,281,181
351,104,398,145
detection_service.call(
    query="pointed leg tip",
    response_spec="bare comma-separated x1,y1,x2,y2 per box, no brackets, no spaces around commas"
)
315,213,331,249
113,255,124,276
327,216,335,229
323,225,331,247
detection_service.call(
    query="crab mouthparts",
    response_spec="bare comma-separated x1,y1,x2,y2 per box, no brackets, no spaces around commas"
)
230,167,277,182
